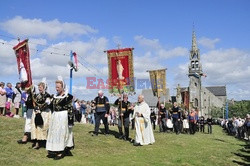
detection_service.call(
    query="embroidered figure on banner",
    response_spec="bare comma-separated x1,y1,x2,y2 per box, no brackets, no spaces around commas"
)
116,59,124,80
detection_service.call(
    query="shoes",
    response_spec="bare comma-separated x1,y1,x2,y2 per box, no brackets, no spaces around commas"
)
17,140,27,144
54,154,64,160
65,150,73,157
104,132,109,136
32,146,40,150
14,115,20,118
133,142,141,146
92,133,98,137
47,154,56,158
124,137,130,141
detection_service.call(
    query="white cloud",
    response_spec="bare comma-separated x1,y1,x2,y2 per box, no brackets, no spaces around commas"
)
158,47,188,58
134,51,164,79
134,35,161,49
0,16,97,39
112,36,123,46
198,37,220,49
134,35,188,59
202,48,250,85
174,48,250,100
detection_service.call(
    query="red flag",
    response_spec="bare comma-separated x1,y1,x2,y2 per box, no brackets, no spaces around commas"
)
13,39,32,89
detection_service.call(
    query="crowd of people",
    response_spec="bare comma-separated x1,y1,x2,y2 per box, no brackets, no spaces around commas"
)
151,98,214,135
1,78,74,160
0,79,156,160
2,78,248,161
220,115,250,141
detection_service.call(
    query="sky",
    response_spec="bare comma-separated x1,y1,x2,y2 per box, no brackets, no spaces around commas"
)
0,0,250,102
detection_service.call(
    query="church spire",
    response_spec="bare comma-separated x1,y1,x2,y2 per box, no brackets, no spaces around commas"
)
189,28,202,75
192,30,198,52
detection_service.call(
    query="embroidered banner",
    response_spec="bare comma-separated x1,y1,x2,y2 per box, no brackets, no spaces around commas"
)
13,39,32,89
148,69,167,97
181,91,189,109
106,48,134,95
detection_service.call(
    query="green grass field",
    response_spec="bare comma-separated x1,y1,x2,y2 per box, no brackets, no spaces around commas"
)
0,116,249,166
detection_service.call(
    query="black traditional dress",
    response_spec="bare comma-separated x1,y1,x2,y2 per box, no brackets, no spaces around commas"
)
31,92,51,140
46,93,74,152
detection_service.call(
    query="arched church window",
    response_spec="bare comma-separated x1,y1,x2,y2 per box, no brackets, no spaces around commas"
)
195,98,198,107
195,61,199,69
191,61,195,70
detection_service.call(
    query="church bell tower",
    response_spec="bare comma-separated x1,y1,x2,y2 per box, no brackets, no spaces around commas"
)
188,30,203,115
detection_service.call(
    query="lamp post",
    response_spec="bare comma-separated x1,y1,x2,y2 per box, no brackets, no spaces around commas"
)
68,51,78,95
225,100,229,120
224,91,233,120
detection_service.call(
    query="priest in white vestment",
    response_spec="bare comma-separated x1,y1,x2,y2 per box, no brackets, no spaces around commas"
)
132,95,155,146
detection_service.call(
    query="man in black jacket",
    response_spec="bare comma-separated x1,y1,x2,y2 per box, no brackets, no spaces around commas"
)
114,94,133,140
92,90,110,136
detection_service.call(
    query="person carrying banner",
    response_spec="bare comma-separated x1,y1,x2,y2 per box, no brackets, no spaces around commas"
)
17,87,35,144
114,94,133,140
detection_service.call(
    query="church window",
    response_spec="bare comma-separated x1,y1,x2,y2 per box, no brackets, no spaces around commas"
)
191,61,195,70
195,98,198,107
195,83,197,87
195,61,199,69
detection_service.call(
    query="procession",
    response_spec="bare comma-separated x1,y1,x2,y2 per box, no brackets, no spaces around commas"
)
0,29,249,163
1,1,250,165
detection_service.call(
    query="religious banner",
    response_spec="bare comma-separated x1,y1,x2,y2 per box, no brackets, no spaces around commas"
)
106,48,134,95
13,39,32,89
181,91,189,109
148,69,167,97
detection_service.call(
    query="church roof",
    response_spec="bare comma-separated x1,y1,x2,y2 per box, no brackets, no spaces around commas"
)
141,89,170,107
206,86,227,96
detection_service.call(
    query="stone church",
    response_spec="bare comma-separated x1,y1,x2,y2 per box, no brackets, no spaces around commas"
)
178,30,227,117
142,30,226,117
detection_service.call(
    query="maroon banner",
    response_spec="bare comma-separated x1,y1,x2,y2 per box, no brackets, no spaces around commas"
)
13,39,32,89
181,91,189,110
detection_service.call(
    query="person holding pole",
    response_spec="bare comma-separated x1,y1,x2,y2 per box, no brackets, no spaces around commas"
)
114,93,133,140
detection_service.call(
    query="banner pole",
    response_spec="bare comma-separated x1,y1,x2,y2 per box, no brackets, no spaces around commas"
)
69,51,73,95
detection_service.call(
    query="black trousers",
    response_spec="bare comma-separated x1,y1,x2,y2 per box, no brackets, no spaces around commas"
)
94,112,109,134
200,125,205,132
151,119,156,130
173,118,180,134
208,124,212,134
159,118,167,132
118,117,130,139
189,122,196,134
131,119,135,130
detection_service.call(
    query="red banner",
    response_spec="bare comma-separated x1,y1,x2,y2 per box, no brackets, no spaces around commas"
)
181,91,189,109
13,39,32,89
107,48,134,95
